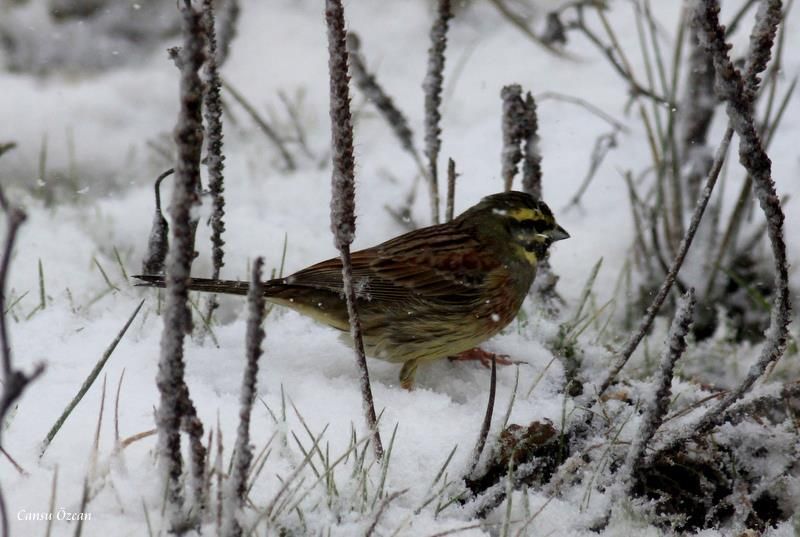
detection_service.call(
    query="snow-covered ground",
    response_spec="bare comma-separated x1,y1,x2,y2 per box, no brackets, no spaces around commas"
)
0,1,798,535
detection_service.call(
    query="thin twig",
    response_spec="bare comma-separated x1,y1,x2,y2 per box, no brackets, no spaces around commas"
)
40,301,144,456
622,289,694,485
222,78,296,172
445,158,457,222
466,356,497,478
347,32,425,178
0,187,45,537
215,0,240,66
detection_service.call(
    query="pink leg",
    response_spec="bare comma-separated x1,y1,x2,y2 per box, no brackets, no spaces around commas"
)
449,348,515,368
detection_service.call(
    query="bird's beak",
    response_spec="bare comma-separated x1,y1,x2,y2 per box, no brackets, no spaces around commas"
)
547,225,570,242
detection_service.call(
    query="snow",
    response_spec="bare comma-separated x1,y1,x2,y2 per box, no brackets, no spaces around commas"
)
0,1,799,536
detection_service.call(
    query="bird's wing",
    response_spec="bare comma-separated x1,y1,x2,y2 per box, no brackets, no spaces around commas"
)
280,225,498,302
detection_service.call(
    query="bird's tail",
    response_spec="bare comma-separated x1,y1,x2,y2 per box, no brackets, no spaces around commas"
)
134,274,254,296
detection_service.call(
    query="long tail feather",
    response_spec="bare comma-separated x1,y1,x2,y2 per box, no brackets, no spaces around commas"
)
134,274,251,296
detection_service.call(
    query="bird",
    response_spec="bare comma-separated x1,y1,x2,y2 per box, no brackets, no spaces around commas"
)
135,191,569,389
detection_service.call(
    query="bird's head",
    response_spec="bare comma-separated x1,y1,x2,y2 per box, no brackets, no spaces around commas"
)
459,191,569,267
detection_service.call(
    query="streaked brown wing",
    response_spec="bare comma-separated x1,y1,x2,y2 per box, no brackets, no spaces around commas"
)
279,223,497,302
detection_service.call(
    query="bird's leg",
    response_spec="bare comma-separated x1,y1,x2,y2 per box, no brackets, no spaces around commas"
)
449,348,515,368
399,359,419,390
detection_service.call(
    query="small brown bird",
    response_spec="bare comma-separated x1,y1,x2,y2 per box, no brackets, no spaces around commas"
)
135,191,569,388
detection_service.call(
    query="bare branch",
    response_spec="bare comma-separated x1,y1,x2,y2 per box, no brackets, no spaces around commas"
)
0,187,44,537
466,357,497,478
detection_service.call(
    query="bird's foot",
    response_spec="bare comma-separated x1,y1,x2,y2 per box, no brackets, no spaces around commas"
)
448,348,515,368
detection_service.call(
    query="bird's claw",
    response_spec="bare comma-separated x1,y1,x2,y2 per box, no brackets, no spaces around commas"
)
449,348,516,368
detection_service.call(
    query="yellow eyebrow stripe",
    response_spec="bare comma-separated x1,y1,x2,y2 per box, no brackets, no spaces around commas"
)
508,207,544,221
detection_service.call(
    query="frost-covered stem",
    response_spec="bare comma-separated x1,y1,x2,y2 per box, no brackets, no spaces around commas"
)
679,30,716,203
720,380,800,427
657,0,790,449
445,157,457,222
594,125,732,399
157,0,206,529
325,0,383,460
521,92,542,201
597,0,786,391
0,188,43,537
222,258,265,537
423,0,452,224
623,289,694,487
500,84,524,191
181,409,207,517
215,0,239,66
466,357,496,478
222,79,296,172
703,0,783,296
142,168,174,275
201,0,228,327
347,32,423,174
680,32,716,157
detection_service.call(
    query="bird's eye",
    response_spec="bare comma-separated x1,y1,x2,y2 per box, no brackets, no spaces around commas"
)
518,218,548,233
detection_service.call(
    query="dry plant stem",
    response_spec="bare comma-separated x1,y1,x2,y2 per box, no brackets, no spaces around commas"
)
142,168,173,275
423,0,452,225
445,158,457,222
521,93,542,201
536,92,628,132
201,0,228,328
325,0,383,460
487,0,573,58
595,124,734,400
466,357,497,478
500,84,524,191
40,300,144,456
215,0,239,66
566,5,671,106
704,0,785,295
0,189,44,537
157,0,207,528
222,258,265,537
347,32,424,176
221,79,296,172
657,0,790,449
622,289,694,490
719,380,800,427
0,143,16,159
365,489,407,537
